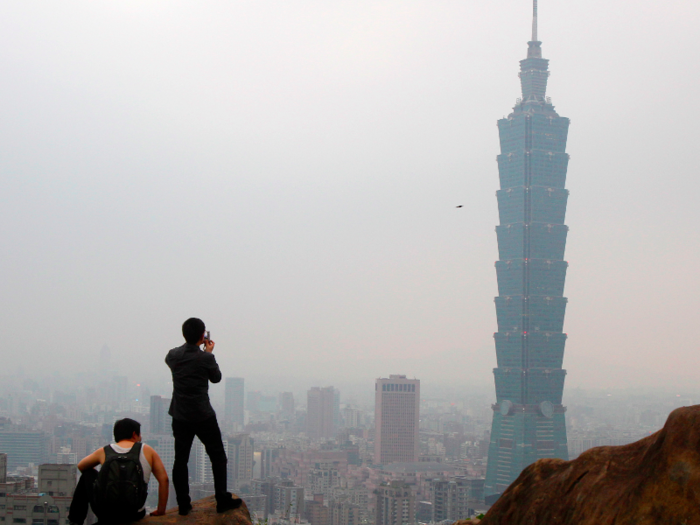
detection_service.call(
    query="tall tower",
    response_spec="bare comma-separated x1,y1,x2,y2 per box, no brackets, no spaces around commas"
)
484,0,570,499
374,375,420,464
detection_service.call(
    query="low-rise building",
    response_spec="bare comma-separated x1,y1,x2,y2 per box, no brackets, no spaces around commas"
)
0,464,76,524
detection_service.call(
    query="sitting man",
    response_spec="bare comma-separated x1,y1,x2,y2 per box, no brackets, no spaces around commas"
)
68,418,169,524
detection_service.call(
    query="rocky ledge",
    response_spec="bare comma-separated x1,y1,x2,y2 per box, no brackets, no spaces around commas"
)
135,495,252,525
457,405,700,525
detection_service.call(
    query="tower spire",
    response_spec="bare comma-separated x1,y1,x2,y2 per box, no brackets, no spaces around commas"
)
532,0,538,42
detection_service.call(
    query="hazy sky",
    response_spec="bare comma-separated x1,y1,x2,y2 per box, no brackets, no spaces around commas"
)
1,0,699,395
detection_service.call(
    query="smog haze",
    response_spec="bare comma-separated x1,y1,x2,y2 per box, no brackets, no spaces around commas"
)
1,0,699,393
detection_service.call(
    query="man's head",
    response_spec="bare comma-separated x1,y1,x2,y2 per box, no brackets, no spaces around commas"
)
182,317,206,344
113,418,141,442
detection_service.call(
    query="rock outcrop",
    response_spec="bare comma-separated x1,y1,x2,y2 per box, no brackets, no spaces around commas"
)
135,495,252,525
460,405,700,525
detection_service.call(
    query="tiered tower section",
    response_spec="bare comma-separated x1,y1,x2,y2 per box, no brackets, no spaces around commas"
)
484,18,571,499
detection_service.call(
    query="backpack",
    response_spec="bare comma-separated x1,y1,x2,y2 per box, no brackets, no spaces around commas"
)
91,442,148,522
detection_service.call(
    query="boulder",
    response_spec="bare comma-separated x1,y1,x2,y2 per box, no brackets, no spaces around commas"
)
134,495,252,525
469,405,700,524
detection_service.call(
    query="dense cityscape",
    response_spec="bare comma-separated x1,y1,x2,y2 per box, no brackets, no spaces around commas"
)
0,351,690,524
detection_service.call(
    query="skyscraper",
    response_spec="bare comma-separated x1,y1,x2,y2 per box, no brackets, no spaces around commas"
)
374,375,419,465
149,395,172,435
484,0,570,500
307,386,336,440
225,377,245,432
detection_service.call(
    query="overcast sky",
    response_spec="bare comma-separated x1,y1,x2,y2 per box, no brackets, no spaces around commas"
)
1,0,699,397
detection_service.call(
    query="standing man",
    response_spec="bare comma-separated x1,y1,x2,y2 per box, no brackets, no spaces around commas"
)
166,317,242,515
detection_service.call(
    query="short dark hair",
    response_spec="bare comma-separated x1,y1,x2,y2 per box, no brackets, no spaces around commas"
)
182,318,206,344
113,418,141,442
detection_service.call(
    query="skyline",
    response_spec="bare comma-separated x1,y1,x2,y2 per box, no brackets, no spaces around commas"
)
1,0,700,391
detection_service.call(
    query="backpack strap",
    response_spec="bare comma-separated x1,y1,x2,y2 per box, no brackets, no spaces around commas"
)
103,443,142,462
127,442,143,462
104,444,118,460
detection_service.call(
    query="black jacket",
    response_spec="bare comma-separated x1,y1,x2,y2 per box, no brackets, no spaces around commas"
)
165,342,222,423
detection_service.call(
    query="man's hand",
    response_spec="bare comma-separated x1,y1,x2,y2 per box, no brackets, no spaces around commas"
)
150,509,166,516
204,339,215,353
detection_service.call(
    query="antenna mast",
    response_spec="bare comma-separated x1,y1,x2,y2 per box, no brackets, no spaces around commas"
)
532,0,538,41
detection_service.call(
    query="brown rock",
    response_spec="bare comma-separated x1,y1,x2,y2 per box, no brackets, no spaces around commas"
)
479,405,700,524
116,495,253,525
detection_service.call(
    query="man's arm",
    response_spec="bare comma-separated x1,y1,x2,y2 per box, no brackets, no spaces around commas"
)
77,448,105,472
205,352,222,384
145,446,169,516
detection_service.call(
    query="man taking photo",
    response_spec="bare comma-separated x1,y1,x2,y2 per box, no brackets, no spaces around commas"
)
166,317,242,515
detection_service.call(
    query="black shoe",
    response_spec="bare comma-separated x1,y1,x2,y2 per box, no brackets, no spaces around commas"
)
216,494,243,513
179,504,193,516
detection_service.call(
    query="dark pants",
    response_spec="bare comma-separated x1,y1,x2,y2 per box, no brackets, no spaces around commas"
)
172,414,228,508
68,468,146,525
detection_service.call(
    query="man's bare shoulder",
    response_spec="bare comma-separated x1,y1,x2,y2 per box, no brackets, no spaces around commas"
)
143,444,161,463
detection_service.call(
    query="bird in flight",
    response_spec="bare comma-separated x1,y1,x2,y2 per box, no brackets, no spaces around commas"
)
456,205,463,208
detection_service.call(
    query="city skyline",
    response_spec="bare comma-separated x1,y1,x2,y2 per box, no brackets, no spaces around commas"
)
1,1,699,521
0,362,689,521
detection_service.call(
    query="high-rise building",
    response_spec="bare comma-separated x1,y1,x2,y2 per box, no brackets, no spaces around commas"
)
0,453,6,483
279,392,295,416
430,477,484,521
227,433,254,491
149,395,172,435
0,431,48,471
252,478,277,518
260,446,283,479
145,435,176,475
194,437,229,484
225,378,245,431
307,387,336,440
375,481,415,525
306,493,330,525
484,0,570,500
275,483,304,519
374,375,419,465
331,499,362,525
341,407,363,429
144,434,178,510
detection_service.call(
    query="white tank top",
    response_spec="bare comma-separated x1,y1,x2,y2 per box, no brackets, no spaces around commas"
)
109,442,153,511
